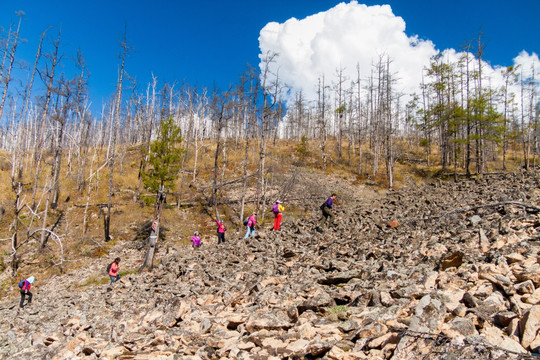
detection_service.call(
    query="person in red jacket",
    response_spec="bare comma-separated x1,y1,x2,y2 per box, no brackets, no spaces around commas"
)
109,257,121,285
19,276,34,307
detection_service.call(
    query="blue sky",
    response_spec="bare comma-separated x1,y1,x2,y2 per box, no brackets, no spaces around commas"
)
1,0,538,108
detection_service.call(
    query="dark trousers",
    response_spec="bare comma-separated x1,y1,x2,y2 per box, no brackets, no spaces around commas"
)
217,232,225,244
321,207,334,227
20,290,32,307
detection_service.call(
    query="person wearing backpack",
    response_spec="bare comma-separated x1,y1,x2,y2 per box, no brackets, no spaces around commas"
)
272,200,284,230
191,231,202,248
215,219,226,244
244,213,257,239
108,257,121,285
320,193,337,228
19,276,35,308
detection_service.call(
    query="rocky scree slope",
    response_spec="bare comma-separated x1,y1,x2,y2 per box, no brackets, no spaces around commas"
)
2,171,540,359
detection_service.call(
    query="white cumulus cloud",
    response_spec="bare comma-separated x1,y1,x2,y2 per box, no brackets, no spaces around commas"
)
513,51,540,81
258,1,438,103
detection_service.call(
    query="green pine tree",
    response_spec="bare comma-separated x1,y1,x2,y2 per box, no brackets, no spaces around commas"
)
139,116,184,272
142,116,185,193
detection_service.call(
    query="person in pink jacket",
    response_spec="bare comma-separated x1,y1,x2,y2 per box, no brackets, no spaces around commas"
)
108,257,121,285
215,219,226,244
191,231,201,248
244,213,257,239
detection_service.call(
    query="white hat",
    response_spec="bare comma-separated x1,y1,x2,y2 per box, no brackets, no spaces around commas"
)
276,200,282,203
194,231,199,235
27,276,35,284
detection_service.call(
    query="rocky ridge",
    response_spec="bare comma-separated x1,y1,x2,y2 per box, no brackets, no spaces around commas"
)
2,170,540,359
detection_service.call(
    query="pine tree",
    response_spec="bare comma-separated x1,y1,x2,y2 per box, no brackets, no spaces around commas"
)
142,116,184,193
139,116,184,272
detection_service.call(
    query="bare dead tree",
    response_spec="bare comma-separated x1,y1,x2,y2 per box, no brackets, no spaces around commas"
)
177,86,195,207
317,75,329,170
239,69,258,224
356,63,364,175
210,87,232,215
50,76,75,209
9,151,25,274
191,90,205,183
136,75,157,200
256,51,283,213
0,12,22,124
32,27,62,211
334,66,347,160
105,31,129,242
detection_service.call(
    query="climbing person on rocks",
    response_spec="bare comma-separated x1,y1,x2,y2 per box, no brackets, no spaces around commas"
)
108,257,121,285
320,193,337,229
272,200,284,230
19,276,34,308
191,231,202,248
244,213,257,239
215,219,226,244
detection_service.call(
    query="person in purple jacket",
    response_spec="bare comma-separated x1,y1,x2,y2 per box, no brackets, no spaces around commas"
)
244,213,257,239
191,231,202,248
320,193,337,228
215,219,226,244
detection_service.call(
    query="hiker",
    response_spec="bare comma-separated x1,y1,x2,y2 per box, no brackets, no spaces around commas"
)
215,219,226,244
19,276,34,308
272,200,284,230
108,257,121,285
191,231,202,248
244,213,257,239
320,193,337,228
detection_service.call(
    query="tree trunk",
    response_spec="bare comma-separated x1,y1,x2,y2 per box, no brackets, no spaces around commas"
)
0,14,22,123
139,188,164,272
105,33,128,241
32,28,61,210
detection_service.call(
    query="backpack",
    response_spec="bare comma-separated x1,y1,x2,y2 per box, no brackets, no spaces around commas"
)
320,202,327,210
272,204,280,214
106,262,112,274
243,217,249,226
18,279,25,289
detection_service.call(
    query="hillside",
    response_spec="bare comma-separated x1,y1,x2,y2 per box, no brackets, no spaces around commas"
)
2,167,540,359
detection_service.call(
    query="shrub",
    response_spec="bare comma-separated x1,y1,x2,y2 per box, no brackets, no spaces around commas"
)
326,305,348,315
